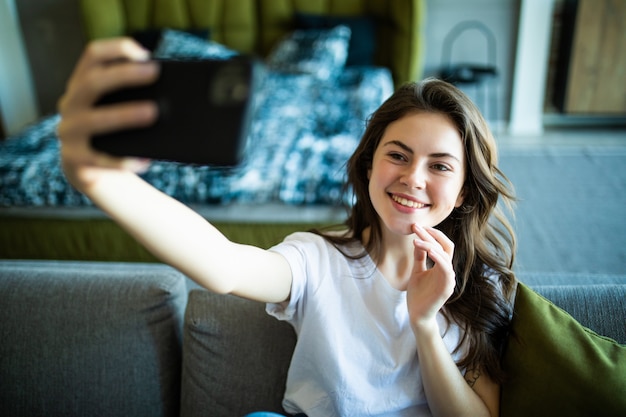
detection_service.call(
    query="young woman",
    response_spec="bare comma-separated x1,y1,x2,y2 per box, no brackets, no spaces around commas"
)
58,38,517,417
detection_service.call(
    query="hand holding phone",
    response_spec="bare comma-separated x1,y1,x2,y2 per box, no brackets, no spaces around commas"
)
92,57,257,166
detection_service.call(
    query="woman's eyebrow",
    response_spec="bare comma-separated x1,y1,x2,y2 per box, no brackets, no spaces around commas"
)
430,152,462,163
384,140,413,154
383,140,462,163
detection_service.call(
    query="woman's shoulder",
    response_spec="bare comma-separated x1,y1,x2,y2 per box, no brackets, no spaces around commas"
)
281,229,352,245
275,229,365,260
270,231,333,258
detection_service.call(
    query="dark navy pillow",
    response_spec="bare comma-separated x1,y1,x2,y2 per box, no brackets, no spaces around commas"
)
294,13,377,67
153,29,239,60
131,28,210,51
266,25,351,80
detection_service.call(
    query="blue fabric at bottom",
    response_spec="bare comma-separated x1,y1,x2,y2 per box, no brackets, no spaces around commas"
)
245,413,285,417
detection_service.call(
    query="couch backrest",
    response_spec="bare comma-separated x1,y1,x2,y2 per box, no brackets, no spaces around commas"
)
0,260,188,417
5,259,620,417
78,0,426,85
180,289,296,417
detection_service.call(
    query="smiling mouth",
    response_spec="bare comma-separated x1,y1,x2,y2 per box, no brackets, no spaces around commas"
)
391,194,426,209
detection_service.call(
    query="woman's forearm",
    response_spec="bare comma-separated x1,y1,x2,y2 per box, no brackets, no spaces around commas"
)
85,170,234,289
413,322,493,417
81,169,292,302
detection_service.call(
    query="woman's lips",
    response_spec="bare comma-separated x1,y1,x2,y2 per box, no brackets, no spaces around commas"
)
391,194,427,209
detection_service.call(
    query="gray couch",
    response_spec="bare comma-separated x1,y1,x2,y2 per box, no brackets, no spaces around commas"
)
1,260,624,417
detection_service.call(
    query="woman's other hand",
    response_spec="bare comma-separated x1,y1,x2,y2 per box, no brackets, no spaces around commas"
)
407,224,457,335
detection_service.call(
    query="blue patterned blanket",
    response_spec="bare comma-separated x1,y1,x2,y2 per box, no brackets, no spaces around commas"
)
0,30,393,208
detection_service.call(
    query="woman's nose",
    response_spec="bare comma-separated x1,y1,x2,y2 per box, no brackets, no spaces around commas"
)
400,165,426,189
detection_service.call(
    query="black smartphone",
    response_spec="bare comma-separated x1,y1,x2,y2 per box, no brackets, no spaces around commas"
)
92,57,258,166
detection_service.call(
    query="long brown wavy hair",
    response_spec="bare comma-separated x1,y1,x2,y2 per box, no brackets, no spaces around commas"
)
316,78,517,383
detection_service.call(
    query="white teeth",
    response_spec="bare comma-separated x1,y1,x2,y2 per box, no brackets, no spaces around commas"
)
392,195,425,208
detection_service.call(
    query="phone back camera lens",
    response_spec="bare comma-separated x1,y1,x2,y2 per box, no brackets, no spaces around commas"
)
209,64,250,106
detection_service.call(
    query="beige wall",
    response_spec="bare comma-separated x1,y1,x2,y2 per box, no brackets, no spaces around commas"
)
1,0,38,134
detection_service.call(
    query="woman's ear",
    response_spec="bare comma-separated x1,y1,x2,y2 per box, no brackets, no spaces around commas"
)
454,187,466,208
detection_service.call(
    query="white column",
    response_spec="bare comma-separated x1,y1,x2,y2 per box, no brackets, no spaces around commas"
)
0,0,39,135
508,0,554,136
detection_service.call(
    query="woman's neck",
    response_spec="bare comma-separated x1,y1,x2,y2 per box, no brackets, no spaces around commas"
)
363,226,416,291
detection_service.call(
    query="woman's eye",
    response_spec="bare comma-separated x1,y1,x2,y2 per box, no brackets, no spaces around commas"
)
432,163,451,171
389,152,406,162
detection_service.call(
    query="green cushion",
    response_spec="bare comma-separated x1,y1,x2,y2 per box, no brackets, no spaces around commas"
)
79,0,258,53
501,283,626,417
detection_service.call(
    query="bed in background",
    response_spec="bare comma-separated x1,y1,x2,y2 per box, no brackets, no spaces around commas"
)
0,0,426,262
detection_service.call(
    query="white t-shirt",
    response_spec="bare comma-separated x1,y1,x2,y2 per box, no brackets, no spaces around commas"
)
267,232,466,417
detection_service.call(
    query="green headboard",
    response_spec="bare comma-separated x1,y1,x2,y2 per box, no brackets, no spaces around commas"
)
79,0,426,85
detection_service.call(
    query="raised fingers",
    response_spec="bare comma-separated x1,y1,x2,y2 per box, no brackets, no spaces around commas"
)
60,60,160,114
70,38,150,82
58,100,158,141
60,37,160,115
413,237,429,272
410,225,457,299
411,224,455,257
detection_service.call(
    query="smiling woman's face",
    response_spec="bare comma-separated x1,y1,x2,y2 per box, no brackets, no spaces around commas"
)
367,111,466,236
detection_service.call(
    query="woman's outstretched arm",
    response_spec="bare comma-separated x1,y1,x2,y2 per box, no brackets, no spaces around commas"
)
57,38,292,303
